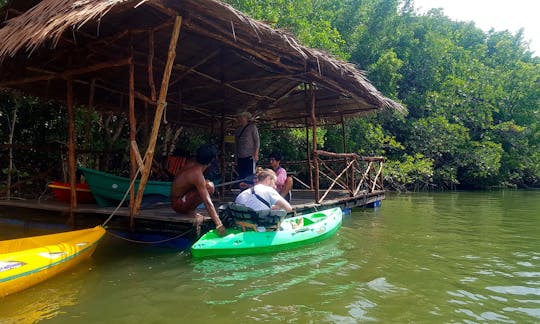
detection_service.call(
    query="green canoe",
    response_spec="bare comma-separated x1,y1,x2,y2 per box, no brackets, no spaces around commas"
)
191,207,343,258
79,167,171,207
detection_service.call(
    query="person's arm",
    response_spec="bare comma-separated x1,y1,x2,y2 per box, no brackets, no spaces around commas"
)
267,187,292,212
252,124,260,162
281,176,293,198
195,175,226,236
273,196,292,212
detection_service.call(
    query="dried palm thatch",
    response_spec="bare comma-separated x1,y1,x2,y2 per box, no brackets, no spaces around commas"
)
0,0,404,128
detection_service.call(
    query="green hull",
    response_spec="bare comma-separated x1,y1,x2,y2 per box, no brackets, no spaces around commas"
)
79,167,171,207
191,207,342,258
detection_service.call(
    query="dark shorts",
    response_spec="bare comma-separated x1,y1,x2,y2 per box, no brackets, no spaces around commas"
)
237,156,255,182
284,192,291,202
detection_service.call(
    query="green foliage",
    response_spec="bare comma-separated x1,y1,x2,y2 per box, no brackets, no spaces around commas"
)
367,50,403,98
225,0,349,58
259,126,326,164
459,140,503,188
406,116,469,162
324,117,403,157
384,153,434,191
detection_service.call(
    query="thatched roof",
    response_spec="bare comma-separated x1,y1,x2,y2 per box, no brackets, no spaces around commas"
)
0,0,404,128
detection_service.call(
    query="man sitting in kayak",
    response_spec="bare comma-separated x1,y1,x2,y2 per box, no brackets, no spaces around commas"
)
235,169,292,212
171,144,226,236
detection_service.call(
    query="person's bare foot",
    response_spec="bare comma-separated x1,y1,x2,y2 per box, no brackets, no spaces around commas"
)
193,213,204,237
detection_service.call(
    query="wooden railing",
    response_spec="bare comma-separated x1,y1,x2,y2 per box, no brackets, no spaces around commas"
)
313,150,384,203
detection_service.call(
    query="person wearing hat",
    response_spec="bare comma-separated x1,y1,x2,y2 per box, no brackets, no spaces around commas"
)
170,144,226,236
268,151,293,202
234,111,259,185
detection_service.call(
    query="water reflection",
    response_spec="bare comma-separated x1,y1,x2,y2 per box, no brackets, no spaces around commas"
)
192,239,346,304
0,259,93,323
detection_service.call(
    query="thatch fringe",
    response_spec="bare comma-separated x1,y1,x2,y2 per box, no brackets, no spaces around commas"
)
0,0,134,58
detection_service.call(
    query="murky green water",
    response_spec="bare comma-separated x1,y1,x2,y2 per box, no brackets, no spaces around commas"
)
1,191,539,323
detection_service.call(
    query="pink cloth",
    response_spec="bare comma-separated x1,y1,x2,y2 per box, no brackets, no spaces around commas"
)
275,166,287,193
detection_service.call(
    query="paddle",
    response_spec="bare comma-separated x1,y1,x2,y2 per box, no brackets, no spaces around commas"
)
213,175,255,188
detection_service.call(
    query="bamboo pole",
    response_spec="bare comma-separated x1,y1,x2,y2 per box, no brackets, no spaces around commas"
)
132,16,182,218
306,121,312,189
310,84,319,203
128,52,137,223
372,161,384,192
66,78,77,226
341,114,351,195
148,29,157,101
317,158,352,192
319,159,355,202
304,84,313,190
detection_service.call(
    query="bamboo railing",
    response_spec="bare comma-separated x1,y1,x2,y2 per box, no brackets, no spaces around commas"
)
313,150,384,203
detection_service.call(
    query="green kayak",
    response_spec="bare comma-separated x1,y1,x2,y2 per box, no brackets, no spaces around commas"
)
191,207,342,258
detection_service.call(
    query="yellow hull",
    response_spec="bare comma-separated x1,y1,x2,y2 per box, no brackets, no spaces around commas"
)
0,226,105,297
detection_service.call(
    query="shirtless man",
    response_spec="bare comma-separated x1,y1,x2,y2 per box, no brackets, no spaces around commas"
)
171,144,226,236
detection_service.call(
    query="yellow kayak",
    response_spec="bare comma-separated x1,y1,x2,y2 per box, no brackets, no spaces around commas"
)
0,226,106,297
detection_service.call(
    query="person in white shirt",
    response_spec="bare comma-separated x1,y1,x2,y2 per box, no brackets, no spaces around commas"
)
235,169,292,212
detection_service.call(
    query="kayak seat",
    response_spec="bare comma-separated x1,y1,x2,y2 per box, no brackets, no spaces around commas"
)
227,203,287,231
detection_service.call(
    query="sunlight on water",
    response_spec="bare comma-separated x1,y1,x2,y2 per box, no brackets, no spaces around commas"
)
1,190,540,323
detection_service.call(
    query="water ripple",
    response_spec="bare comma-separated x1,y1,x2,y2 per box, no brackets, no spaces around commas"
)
486,286,540,296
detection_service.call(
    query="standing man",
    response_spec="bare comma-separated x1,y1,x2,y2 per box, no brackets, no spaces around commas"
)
171,144,226,236
235,111,259,186
269,151,293,202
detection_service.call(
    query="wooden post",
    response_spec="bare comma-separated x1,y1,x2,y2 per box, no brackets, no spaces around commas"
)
304,84,313,190
309,84,319,203
219,48,225,197
341,114,351,195
66,78,77,226
128,51,137,225
148,29,157,102
341,115,347,153
133,16,182,217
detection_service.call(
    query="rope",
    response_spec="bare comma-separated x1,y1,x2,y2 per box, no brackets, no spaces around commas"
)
38,181,53,203
98,157,199,245
105,227,194,245
100,166,141,228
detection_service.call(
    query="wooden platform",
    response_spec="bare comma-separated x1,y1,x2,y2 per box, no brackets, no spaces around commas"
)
0,190,384,238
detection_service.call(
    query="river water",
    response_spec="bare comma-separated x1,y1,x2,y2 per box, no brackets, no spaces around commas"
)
1,190,539,323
